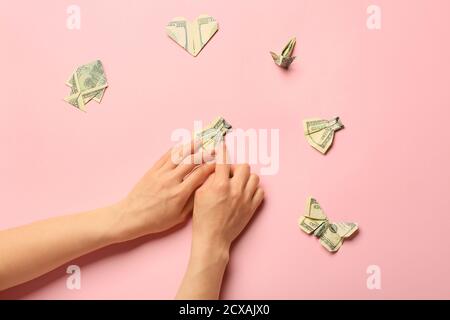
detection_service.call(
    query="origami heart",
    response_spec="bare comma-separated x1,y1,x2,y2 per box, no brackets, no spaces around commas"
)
166,14,219,56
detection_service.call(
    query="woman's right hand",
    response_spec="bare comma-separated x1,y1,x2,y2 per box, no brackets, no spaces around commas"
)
191,143,264,255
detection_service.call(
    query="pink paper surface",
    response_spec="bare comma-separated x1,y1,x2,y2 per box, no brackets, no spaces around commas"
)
1,0,449,299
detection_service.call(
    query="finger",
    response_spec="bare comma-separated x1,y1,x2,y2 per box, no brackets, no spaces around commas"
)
215,141,230,180
232,164,251,188
164,139,201,170
251,187,265,212
174,149,215,180
153,148,172,170
245,173,260,197
181,162,215,194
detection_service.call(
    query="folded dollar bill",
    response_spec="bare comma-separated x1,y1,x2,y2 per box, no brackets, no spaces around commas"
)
303,117,344,154
166,14,219,57
270,37,296,68
64,60,108,111
196,117,232,151
298,197,358,252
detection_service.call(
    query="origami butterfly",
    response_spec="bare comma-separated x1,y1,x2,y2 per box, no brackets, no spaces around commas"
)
298,197,358,252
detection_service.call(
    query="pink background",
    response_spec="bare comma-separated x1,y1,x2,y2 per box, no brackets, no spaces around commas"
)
1,0,450,299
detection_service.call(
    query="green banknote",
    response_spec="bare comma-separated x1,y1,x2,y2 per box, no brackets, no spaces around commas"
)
270,37,296,68
298,197,358,252
65,60,108,111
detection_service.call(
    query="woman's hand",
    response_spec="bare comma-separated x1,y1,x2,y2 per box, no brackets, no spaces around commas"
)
114,140,215,242
176,143,264,299
192,152,264,255
0,140,216,291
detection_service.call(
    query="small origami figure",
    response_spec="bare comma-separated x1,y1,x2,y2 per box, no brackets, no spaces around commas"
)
196,117,232,151
303,117,344,154
166,14,219,57
298,197,358,252
270,37,296,68
64,60,108,111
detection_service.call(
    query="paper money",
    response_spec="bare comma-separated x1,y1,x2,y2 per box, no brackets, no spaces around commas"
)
298,197,358,252
196,117,232,151
166,15,219,57
64,60,108,111
303,117,344,154
270,37,296,68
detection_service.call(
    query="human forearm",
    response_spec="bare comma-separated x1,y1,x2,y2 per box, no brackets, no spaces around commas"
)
0,204,123,291
176,240,230,300
0,142,215,291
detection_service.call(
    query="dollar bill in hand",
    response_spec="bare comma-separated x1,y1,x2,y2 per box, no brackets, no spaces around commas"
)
270,37,296,68
303,117,344,154
298,197,358,252
166,14,219,57
64,60,108,111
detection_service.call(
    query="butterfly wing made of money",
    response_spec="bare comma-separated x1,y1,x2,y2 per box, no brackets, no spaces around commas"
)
298,197,328,234
318,222,358,252
298,197,358,252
